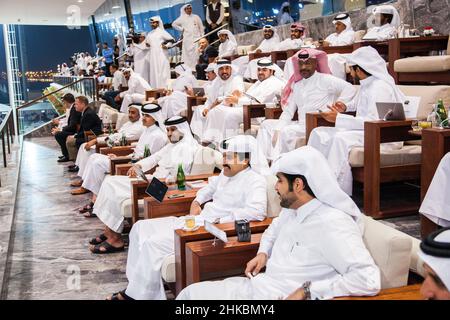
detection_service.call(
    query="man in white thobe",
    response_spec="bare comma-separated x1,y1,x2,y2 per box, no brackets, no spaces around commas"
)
257,49,356,161
190,59,245,142
127,33,150,83
217,29,238,58
90,116,201,254
146,16,175,89
323,13,356,80
118,68,152,113
308,46,406,195
363,5,400,41
275,23,306,51
177,146,380,300
202,59,286,145
78,103,168,217
106,135,269,300
419,228,450,300
172,4,205,70
277,2,294,26
157,63,198,119
70,104,144,195
419,153,450,228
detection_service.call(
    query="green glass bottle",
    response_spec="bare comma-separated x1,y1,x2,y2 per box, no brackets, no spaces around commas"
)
143,144,150,158
177,163,186,190
120,132,127,146
108,122,114,135
436,99,448,127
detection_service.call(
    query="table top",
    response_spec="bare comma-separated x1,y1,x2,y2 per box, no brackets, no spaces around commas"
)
334,284,423,300
186,233,262,256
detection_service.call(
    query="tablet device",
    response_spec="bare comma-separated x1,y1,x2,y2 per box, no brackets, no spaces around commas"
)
376,102,406,121
134,165,149,182
193,87,205,97
145,177,169,203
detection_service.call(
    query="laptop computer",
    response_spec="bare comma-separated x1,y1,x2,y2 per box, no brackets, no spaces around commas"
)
376,102,406,121
192,87,205,97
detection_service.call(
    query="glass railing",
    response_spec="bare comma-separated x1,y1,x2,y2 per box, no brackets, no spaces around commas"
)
16,77,97,135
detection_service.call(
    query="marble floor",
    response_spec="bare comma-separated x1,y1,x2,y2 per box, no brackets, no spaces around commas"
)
1,136,421,300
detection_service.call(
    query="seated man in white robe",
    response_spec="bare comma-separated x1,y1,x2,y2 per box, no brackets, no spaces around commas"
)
363,5,400,41
89,116,201,253
257,49,355,161
70,104,144,195
308,46,406,195
234,25,281,78
73,103,167,216
118,68,152,113
190,59,244,141
275,23,306,51
106,135,269,300
202,59,286,145
157,63,197,119
419,228,450,300
419,152,450,228
177,146,380,300
217,29,238,59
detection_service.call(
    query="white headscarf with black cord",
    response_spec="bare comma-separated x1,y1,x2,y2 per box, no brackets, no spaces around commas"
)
141,102,166,133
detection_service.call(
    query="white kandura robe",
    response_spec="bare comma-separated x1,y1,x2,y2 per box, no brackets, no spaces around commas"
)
120,74,152,113
191,75,245,140
202,75,286,144
93,136,199,233
125,167,267,300
308,76,403,195
145,28,174,88
172,14,204,70
218,39,237,58
128,42,150,83
177,199,380,300
325,29,356,80
76,120,144,178
257,72,355,160
158,74,198,119
275,38,304,51
363,23,397,41
419,152,450,227
82,125,166,196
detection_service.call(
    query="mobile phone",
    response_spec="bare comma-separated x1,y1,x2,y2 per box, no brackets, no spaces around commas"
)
168,194,185,199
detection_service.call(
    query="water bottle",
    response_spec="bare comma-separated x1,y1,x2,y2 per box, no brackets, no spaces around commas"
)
176,163,186,191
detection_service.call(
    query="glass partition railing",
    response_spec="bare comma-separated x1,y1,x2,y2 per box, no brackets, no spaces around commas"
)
16,77,97,136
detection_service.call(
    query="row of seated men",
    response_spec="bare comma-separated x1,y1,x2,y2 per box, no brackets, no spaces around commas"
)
52,5,449,300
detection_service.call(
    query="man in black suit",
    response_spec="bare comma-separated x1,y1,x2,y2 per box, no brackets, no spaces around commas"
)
53,93,81,162
195,38,218,80
66,96,103,172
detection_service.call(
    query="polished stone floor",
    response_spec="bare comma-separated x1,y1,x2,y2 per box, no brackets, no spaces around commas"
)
1,136,420,300
3,137,128,300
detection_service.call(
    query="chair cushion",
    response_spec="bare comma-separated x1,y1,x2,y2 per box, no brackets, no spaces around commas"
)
362,216,412,289
115,113,129,130
394,55,450,73
237,45,256,55
295,137,306,148
121,198,144,218
161,254,176,283
266,175,281,218
190,146,223,175
398,85,450,120
349,145,422,168
353,30,366,42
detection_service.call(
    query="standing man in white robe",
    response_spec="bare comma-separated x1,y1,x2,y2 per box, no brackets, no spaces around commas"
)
70,104,144,195
190,59,245,142
172,4,205,70
275,23,306,51
127,33,150,83
419,152,450,229
307,46,406,195
257,49,355,161
202,59,286,145
106,135,270,300
363,5,400,41
146,16,175,89
157,63,198,119
89,116,200,253
217,29,238,58
419,228,450,300
118,68,152,113
77,103,167,217
177,146,380,300
277,2,294,26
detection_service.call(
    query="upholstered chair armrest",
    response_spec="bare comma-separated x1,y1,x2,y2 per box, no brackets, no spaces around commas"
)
187,96,207,123
115,163,133,175
243,104,266,133
99,145,133,156
110,157,132,175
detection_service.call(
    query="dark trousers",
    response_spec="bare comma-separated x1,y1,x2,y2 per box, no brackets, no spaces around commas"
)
55,130,73,158
104,90,121,110
104,62,113,76
196,63,208,80
206,24,219,43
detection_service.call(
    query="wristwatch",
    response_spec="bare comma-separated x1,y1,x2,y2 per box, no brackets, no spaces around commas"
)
302,281,312,300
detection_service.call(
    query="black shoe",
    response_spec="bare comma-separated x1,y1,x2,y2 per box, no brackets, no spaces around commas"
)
68,165,79,172
57,157,70,163
58,155,65,159
68,164,77,169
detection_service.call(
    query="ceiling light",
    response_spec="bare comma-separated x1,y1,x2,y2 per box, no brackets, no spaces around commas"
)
77,0,84,3
112,5,121,9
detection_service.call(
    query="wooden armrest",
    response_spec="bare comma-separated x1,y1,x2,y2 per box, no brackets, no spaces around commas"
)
187,96,207,123
174,217,273,294
115,163,133,175
130,180,151,224
110,156,131,175
99,145,133,156
334,284,422,300
365,119,416,144
185,173,216,181
143,188,199,220
264,107,283,120
243,104,266,133
305,112,336,143
145,89,166,100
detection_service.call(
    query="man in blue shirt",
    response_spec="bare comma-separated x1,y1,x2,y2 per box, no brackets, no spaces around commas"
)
102,42,114,76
